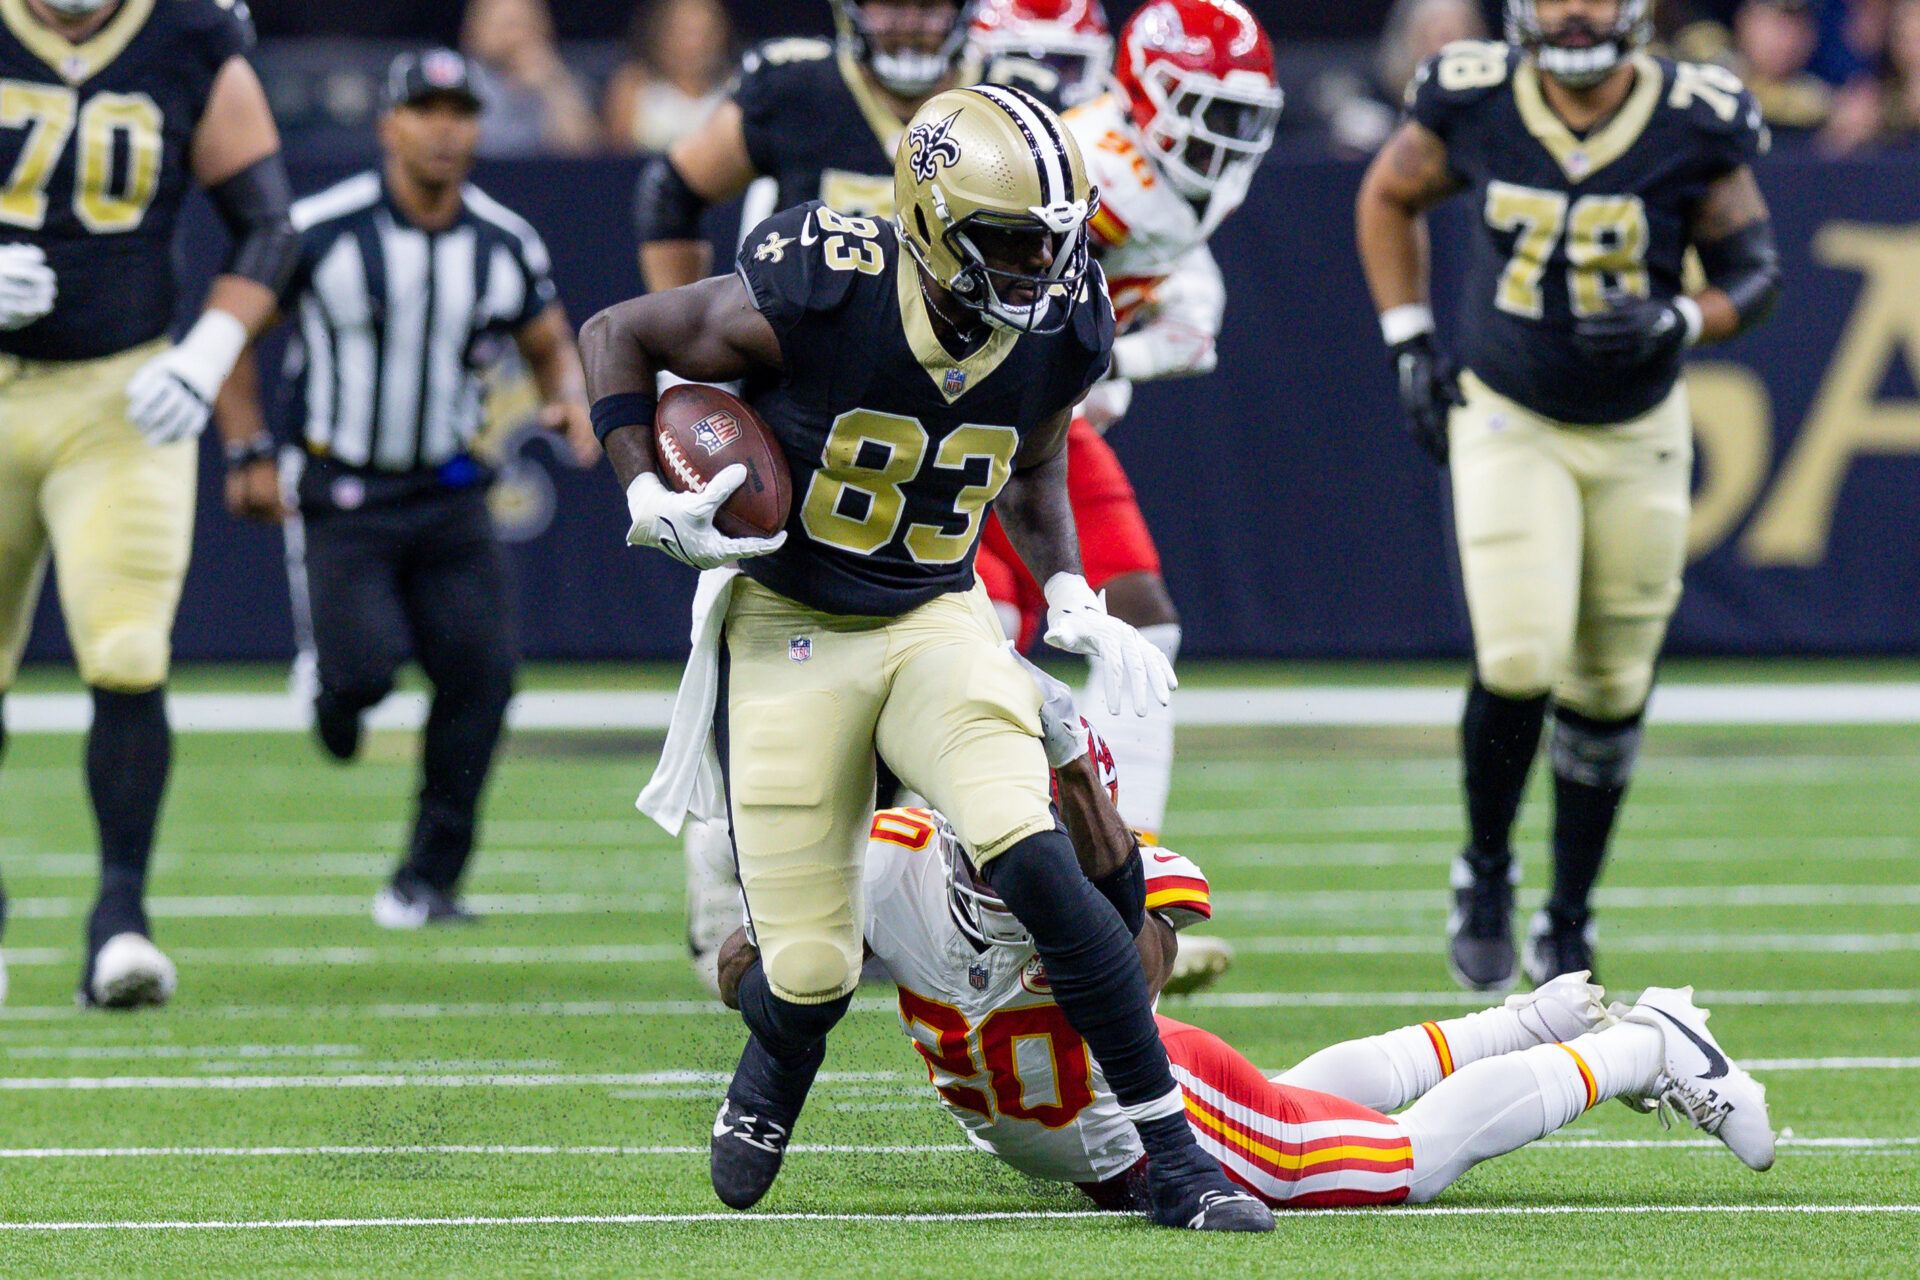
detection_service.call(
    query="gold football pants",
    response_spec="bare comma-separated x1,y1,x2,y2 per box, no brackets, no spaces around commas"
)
0,341,196,692
722,577,1052,1004
1448,371,1692,721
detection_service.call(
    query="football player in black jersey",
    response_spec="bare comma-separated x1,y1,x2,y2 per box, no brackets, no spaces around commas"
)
635,0,976,294
1357,0,1780,992
584,86,1269,1233
0,0,296,1008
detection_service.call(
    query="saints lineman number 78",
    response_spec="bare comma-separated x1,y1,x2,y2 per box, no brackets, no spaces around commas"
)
1486,181,1650,319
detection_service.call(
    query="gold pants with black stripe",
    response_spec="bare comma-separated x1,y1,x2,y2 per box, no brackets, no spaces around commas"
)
0,341,196,692
723,578,1052,1004
1448,371,1692,721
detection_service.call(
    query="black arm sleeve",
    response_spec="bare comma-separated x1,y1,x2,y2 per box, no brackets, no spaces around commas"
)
1697,220,1782,334
208,154,297,295
1089,845,1147,939
635,154,709,246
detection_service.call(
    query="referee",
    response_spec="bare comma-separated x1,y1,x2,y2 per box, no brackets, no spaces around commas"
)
216,49,597,927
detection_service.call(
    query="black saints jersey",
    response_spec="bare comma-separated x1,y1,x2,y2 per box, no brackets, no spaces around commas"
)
735,37,913,220
734,200,1113,618
0,0,253,361
1409,42,1767,425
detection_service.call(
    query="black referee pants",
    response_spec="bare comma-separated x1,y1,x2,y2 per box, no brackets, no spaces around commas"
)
303,486,516,895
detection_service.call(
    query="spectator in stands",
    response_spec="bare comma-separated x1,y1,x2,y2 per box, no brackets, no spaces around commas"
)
1825,0,1920,149
1319,0,1485,156
1717,0,1835,139
461,0,599,156
602,0,733,153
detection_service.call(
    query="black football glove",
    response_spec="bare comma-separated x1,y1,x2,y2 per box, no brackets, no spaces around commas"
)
1391,333,1462,466
1574,295,1693,369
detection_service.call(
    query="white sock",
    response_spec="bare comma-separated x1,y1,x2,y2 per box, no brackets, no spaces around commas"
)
1397,1022,1663,1202
1083,623,1180,837
1275,1003,1550,1112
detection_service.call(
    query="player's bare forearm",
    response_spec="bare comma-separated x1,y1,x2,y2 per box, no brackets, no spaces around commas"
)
641,241,715,294
518,305,589,406
1056,751,1137,883
1688,166,1781,344
203,276,279,339
1136,915,1177,1001
1356,123,1459,314
994,410,1081,584
580,275,782,488
213,347,267,447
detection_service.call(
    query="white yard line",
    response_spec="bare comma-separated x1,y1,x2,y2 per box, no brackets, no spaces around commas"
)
0,945,685,969
0,1058,1908,1092
0,1136,1906,1161
0,892,653,920
1178,988,1920,1010
1226,932,1920,955
11,682,1920,733
0,1205,1915,1232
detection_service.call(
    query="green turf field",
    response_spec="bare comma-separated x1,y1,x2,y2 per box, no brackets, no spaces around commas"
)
0,666,1915,1277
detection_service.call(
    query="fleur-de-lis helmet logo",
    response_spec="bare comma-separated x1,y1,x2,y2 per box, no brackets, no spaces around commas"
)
907,109,965,183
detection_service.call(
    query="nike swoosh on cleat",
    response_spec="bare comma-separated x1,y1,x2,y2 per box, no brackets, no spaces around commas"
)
1648,1006,1731,1081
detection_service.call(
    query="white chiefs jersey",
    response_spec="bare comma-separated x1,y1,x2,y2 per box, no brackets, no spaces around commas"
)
1062,94,1230,383
860,808,1214,1186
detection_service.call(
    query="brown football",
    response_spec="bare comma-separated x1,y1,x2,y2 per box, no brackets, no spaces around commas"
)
653,384,791,540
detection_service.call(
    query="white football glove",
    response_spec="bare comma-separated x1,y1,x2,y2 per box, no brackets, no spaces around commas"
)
126,310,248,446
1010,647,1090,770
625,465,787,571
1042,573,1176,717
0,243,56,331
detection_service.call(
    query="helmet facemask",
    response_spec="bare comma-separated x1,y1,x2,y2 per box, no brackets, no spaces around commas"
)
1136,62,1281,206
839,0,975,97
976,35,1115,112
937,818,1032,949
1507,0,1650,89
939,198,1094,334
37,0,119,15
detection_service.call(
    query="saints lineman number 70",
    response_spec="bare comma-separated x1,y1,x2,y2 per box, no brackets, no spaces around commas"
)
0,80,164,233
1485,181,1650,320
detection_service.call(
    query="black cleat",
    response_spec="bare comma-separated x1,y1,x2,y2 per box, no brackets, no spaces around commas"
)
1146,1151,1275,1232
709,1098,793,1210
1524,908,1597,988
1447,852,1518,992
313,692,364,762
371,874,478,930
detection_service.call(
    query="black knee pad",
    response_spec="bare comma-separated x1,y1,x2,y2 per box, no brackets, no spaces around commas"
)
1551,707,1644,789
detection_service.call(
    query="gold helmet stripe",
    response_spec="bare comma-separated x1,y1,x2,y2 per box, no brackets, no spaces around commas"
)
966,84,1071,207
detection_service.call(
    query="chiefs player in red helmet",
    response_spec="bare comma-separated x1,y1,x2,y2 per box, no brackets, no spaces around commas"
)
969,0,1114,111
976,0,1281,855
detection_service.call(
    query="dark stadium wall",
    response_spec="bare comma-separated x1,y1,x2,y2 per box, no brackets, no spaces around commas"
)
20,150,1920,666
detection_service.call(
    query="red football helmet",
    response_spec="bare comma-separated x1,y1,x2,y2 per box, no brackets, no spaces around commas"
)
1114,0,1283,207
970,0,1114,112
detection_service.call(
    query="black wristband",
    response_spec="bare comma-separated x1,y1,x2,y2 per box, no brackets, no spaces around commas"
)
591,391,658,444
223,435,277,471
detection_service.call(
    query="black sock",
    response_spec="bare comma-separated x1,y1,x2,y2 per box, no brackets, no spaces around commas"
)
730,959,851,1118
1461,678,1549,871
982,829,1192,1159
1548,707,1643,920
85,687,170,944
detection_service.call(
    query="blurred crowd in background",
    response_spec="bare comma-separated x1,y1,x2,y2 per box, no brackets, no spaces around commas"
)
253,0,1920,161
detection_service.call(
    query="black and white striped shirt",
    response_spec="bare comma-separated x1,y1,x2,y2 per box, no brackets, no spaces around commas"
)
280,172,557,473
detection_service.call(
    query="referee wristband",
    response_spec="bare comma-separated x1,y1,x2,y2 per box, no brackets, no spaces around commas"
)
591,391,658,444
223,435,276,471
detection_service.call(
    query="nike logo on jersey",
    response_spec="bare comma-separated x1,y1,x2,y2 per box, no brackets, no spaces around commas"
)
1647,1006,1731,1080
799,211,819,246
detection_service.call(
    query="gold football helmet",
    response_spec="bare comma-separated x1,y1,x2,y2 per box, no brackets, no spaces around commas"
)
893,84,1099,335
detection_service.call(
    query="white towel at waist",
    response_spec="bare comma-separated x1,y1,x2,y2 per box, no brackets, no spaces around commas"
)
637,566,740,834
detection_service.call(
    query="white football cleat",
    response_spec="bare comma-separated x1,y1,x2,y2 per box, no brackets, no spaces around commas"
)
85,933,176,1010
1624,985,1775,1171
1162,934,1234,997
1504,969,1611,1044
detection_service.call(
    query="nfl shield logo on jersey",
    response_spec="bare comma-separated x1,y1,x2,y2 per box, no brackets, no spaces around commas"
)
789,636,812,663
691,411,742,456
968,963,989,991
944,368,968,397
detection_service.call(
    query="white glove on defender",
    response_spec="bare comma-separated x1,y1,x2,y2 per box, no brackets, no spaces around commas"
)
126,310,249,445
0,244,56,331
1010,647,1090,769
1042,572,1177,717
625,466,787,571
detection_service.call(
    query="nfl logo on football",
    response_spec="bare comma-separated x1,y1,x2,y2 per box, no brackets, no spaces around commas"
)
788,636,812,664
692,411,742,456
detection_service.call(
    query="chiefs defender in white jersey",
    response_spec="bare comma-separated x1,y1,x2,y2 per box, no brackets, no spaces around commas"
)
719,660,1776,1210
974,0,1281,852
